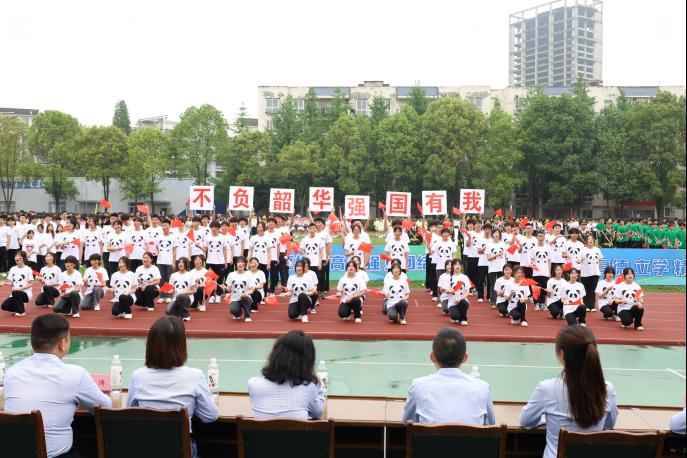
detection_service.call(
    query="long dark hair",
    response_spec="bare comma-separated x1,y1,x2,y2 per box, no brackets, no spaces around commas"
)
261,330,318,386
556,325,607,428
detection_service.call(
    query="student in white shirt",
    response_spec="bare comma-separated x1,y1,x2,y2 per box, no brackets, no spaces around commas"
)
128,217,149,272
156,219,178,304
82,217,102,262
166,257,195,322
106,220,129,279
299,223,324,284
0,214,13,273
204,221,228,304
384,226,410,272
53,255,83,318
35,223,55,270
35,252,62,308
314,216,333,295
81,254,108,311
189,255,208,312
596,266,619,321
504,265,531,326
545,265,567,320
561,268,587,326
223,256,254,322
578,234,603,312
494,264,514,317
613,267,645,330
248,221,272,285
475,223,492,303
248,330,324,420
486,229,507,309
286,260,318,323
446,259,471,325
337,261,367,323
1,250,34,316
383,262,410,325
274,215,292,289
21,229,41,271
301,258,320,311
343,223,368,268
56,217,81,268
547,222,566,276
518,223,537,278
247,257,267,312
562,227,584,271
134,252,161,311
437,260,455,315
520,325,617,458
110,257,136,319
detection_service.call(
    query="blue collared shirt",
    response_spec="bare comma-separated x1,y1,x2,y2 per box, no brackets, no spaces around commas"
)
248,375,325,420
519,376,618,458
402,368,496,425
4,353,112,458
670,409,686,435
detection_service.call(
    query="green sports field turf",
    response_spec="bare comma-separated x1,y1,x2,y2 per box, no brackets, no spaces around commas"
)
1,335,683,408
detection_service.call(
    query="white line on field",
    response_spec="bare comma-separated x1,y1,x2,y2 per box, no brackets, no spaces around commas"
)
666,368,686,379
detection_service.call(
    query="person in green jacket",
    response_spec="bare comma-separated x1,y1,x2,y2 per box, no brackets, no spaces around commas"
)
630,220,644,248
677,221,686,249
615,221,629,248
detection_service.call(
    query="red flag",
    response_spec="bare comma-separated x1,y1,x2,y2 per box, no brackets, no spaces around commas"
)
417,227,426,237
265,295,279,306
507,241,519,255
148,241,156,246
32,270,42,278
569,299,582,306
358,242,373,254
71,238,81,247
203,279,216,297
378,202,386,210
494,208,503,218
329,222,341,234
100,199,112,209
454,281,464,292
367,289,383,298
634,288,644,299
416,202,423,214
545,220,556,231
171,219,185,229
532,285,541,301
520,278,538,286
451,207,461,216
401,219,414,231
380,254,393,262
425,232,432,245
228,226,236,236
442,221,452,229
468,278,476,289
59,283,70,291
205,269,220,281
136,204,149,214
186,228,195,243
328,212,338,223
61,226,70,233
287,241,300,256
562,262,573,272
614,274,625,284
124,244,134,255
518,217,529,228
95,272,104,283
509,209,513,222
280,233,292,245
159,283,174,294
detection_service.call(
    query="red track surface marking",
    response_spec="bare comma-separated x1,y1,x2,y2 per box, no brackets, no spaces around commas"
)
0,286,684,344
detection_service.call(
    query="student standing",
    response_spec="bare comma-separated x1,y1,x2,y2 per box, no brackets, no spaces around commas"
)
578,234,603,312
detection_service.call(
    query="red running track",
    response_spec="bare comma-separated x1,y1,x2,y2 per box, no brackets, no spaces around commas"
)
0,286,684,344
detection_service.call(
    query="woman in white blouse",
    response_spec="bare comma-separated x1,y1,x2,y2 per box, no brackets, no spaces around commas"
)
520,325,618,458
134,252,161,311
53,255,83,318
1,250,34,316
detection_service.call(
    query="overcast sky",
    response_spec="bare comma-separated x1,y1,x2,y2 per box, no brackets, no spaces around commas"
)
1,0,684,126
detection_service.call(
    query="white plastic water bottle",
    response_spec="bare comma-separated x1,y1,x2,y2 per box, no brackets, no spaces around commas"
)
208,358,220,405
110,355,123,408
0,351,5,387
317,360,329,395
470,365,481,380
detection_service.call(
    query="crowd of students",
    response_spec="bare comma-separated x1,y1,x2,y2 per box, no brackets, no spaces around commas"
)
0,211,670,331
2,315,684,458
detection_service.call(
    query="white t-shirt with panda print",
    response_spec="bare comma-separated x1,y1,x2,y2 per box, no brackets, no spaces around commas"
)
518,235,537,266
107,231,130,263
316,230,332,261
250,234,272,265
287,273,316,304
595,279,615,308
8,265,34,299
384,239,410,269
504,281,531,313
337,274,366,303
447,273,471,306
59,270,83,297
145,226,162,248
134,265,161,288
502,233,520,263
546,234,567,264
493,276,514,304
383,276,410,309
100,225,113,254
175,229,192,259
564,240,584,270
82,229,102,260
190,227,206,257
562,281,586,315
110,270,136,301
190,267,207,289
300,235,324,267
169,271,195,296
486,240,507,273
355,269,369,289
265,229,280,261
205,234,226,265
156,233,178,266
304,270,319,291
475,235,491,267
83,266,108,295
345,236,366,264
614,281,643,313
128,229,149,261
433,239,457,269
40,265,62,287
226,271,253,302
529,244,551,277
223,233,238,259
248,269,267,299
579,247,603,277
546,278,567,306
437,272,453,302
21,239,39,263
59,232,81,260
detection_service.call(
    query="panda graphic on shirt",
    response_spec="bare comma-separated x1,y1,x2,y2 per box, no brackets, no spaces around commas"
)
41,269,60,286
340,281,360,301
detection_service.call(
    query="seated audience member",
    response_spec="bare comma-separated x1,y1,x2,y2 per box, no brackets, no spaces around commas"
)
248,330,325,420
127,316,219,458
670,409,686,436
4,314,112,458
402,327,495,425
519,325,618,458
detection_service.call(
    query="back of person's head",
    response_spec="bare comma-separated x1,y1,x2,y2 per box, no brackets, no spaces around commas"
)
556,325,607,428
31,314,70,352
432,328,467,368
261,330,318,386
145,316,187,369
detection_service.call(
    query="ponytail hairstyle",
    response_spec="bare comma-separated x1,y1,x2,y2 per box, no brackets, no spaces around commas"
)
556,325,607,428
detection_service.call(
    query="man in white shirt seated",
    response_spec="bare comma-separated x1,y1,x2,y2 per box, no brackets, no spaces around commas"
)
402,327,496,425
4,314,112,458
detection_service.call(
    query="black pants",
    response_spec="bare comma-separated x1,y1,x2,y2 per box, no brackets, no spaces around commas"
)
250,290,262,310
533,276,549,306
466,257,478,291
190,287,204,308
581,275,599,310
600,301,618,319
278,252,289,287
7,248,18,269
35,285,60,306
0,246,8,272
448,299,469,322
206,264,225,296
37,255,46,270
230,296,252,318
338,298,362,319
316,264,327,293
54,292,81,315
323,260,330,292
158,264,173,297
129,259,142,272
288,293,311,319
565,305,587,325
387,299,408,322
522,266,533,279
135,285,159,309
166,295,190,318
310,266,321,293
1,291,29,314
548,300,564,319
112,295,134,315
268,260,279,293
425,254,432,288
488,272,502,305
432,269,444,299
619,306,644,328
427,261,437,295
509,302,527,322
476,266,489,300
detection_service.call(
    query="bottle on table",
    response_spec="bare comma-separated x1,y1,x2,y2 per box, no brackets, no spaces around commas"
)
317,360,329,396
208,357,219,406
470,365,481,380
110,354,123,408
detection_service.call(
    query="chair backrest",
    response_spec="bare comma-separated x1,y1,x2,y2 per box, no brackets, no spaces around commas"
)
94,406,192,458
406,422,507,458
557,428,665,458
237,416,335,458
0,410,47,458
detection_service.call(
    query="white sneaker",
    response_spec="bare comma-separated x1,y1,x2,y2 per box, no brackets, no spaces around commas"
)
165,298,172,303
109,297,117,303
14,312,26,317
117,313,125,317
614,315,621,322
72,313,80,318
156,298,165,304
490,305,496,309
436,302,442,308
450,319,457,323
510,319,516,325
260,301,266,305
431,297,438,302
636,326,644,331
198,304,206,312
124,313,132,319
301,315,309,323
310,308,317,314
342,316,349,321
232,316,240,320
147,307,155,312
244,317,252,322
478,298,484,303
590,308,597,312
621,324,627,328
94,304,100,311
214,295,221,303
580,323,587,327
460,321,468,326
182,316,191,322
400,319,407,325
521,321,528,327
354,318,362,323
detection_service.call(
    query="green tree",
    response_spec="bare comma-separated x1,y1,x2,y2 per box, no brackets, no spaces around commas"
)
275,141,323,213
171,104,229,185
323,116,370,196
376,106,424,196
0,117,32,211
28,111,81,211
232,103,250,134
121,128,170,208
112,100,131,135
271,95,299,154
407,86,430,115
369,95,388,127
299,88,323,144
324,87,349,129
79,125,128,200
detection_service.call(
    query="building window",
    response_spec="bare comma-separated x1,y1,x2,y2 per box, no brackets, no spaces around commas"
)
266,120,274,131
515,207,528,216
265,98,280,114
469,97,483,111
664,207,676,217
582,209,593,219
584,194,595,203
355,99,368,116
294,98,305,112
385,98,391,115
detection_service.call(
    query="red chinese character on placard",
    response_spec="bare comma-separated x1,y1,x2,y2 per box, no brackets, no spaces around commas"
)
424,192,444,214
345,196,369,219
191,187,213,210
311,188,332,211
462,190,483,213
232,188,250,209
388,193,409,216
273,190,292,212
